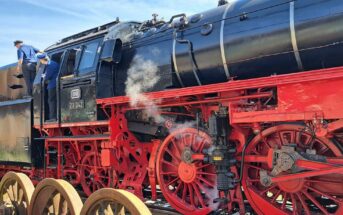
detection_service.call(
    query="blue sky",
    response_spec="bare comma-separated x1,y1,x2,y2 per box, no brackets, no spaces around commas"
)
0,0,216,66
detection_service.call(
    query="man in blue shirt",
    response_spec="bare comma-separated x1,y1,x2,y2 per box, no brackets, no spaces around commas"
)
14,40,42,95
37,53,60,120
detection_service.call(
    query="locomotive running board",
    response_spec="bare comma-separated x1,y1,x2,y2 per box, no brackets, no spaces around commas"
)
35,134,110,141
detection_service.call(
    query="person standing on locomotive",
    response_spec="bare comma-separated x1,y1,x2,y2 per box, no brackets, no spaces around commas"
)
14,40,42,96
37,53,60,120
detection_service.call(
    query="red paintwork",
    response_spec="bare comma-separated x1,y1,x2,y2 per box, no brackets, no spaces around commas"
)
1,67,343,214
156,128,218,215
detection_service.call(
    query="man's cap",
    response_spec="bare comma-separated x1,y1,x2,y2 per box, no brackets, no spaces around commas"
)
36,53,48,60
13,40,23,46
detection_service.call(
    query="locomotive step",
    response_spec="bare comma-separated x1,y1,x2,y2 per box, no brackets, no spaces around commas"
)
47,150,57,154
47,164,58,169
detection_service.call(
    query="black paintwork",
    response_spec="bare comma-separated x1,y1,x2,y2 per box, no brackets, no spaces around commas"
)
32,0,343,124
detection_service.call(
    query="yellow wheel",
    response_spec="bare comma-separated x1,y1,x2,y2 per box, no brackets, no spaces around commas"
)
28,178,82,215
81,188,151,215
0,171,34,215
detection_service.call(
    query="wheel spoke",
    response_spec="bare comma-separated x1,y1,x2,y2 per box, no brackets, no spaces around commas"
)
162,160,178,169
171,138,182,158
196,139,206,153
61,199,68,214
104,203,114,215
190,133,195,147
7,186,14,201
115,203,125,215
296,192,311,215
305,185,340,203
281,193,288,210
195,180,215,200
173,182,183,194
302,190,329,215
262,137,272,149
160,171,178,175
18,188,24,204
165,148,181,163
13,182,18,201
277,132,284,145
182,183,187,202
197,171,216,176
188,184,195,207
196,163,212,170
318,146,329,155
198,176,215,188
53,193,61,214
259,184,277,195
290,131,296,143
290,194,297,215
307,179,342,184
181,134,189,147
167,177,180,186
192,183,206,208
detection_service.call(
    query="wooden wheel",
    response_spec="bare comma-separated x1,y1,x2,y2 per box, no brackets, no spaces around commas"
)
81,188,151,215
28,178,83,215
0,171,34,215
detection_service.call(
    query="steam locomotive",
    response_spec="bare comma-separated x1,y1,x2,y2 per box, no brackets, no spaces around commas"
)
1,0,343,214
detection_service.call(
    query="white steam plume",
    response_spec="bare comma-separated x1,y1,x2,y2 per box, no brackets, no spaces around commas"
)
125,54,197,131
125,55,165,123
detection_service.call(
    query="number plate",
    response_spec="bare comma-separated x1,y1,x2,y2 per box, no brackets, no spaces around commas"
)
69,100,85,110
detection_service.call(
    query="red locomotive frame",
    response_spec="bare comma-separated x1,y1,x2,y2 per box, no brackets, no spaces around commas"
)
2,66,343,214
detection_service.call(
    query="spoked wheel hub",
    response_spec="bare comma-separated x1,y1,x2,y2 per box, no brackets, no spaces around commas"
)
156,128,219,215
277,177,305,193
178,162,197,183
242,125,343,215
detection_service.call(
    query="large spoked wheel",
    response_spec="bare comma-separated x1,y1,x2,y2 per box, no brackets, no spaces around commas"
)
29,178,83,215
81,188,151,215
80,152,111,196
0,172,34,215
242,124,343,215
156,128,218,215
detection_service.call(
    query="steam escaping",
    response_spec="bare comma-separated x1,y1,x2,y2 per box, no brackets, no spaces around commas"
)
125,55,165,123
125,54,196,131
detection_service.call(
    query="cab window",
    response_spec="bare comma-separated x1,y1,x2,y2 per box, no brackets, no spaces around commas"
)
60,48,78,77
78,42,99,75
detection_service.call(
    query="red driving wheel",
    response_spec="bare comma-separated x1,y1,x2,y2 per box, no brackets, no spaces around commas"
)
156,128,219,215
242,124,343,215
79,152,112,196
